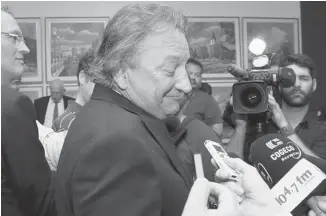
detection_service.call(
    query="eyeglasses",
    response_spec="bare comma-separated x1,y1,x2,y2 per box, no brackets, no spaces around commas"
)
1,32,26,46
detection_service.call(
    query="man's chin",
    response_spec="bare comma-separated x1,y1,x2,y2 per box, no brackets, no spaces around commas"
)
285,98,309,107
13,67,25,77
161,104,180,117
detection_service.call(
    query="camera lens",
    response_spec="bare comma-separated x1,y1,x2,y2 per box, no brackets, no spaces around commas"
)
240,86,262,108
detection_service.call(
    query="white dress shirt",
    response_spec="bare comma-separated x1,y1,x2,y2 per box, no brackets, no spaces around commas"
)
43,98,65,128
36,120,66,171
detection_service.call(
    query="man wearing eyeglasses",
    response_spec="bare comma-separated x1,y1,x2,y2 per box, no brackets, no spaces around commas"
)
1,5,56,216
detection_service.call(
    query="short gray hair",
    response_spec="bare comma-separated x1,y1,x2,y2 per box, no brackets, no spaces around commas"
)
89,3,188,88
1,4,14,16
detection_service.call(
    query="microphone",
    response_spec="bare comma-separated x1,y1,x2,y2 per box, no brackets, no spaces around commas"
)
227,64,249,79
250,134,326,215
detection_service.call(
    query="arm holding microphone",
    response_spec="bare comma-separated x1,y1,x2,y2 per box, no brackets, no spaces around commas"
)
268,94,320,158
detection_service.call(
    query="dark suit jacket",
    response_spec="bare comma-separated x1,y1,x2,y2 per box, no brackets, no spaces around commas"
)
1,86,56,216
56,84,193,216
34,95,74,124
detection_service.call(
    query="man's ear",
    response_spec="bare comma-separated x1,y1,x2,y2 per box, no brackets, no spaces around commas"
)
313,78,317,92
113,68,129,90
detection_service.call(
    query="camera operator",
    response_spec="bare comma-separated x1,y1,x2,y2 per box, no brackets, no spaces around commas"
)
224,54,326,163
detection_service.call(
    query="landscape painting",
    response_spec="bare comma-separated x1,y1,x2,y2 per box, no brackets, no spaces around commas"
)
17,18,42,82
45,17,109,82
243,18,300,69
187,17,241,81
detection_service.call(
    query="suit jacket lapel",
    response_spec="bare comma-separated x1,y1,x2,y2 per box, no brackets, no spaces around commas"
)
63,96,68,109
140,115,192,189
42,97,50,124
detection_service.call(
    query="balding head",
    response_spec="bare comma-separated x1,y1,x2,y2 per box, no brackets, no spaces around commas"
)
50,79,65,103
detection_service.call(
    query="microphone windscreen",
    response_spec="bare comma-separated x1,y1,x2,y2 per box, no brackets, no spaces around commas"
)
226,64,248,79
250,134,303,187
250,134,326,215
250,133,326,187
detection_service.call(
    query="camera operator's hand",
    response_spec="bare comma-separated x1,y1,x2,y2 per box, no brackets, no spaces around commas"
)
182,178,240,216
213,157,283,216
268,94,289,128
308,196,326,216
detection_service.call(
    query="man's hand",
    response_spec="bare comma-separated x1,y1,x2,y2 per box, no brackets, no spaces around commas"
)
308,196,326,216
213,157,283,216
268,94,289,129
182,178,240,216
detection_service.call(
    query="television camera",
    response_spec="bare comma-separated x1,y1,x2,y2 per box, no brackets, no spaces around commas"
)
227,38,296,133
227,38,296,115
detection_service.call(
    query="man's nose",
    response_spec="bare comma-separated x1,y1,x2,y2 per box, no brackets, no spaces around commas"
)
293,78,301,88
18,41,30,55
175,70,192,94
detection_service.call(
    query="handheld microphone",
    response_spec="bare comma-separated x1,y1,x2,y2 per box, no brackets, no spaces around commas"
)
250,134,326,215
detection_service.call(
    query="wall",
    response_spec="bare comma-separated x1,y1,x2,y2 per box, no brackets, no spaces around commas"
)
5,1,300,18
301,2,326,111
4,1,301,98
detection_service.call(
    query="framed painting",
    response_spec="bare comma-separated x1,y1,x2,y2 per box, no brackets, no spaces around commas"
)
46,85,79,99
45,17,109,82
208,81,236,144
186,17,241,82
16,18,42,82
19,86,43,102
243,18,300,69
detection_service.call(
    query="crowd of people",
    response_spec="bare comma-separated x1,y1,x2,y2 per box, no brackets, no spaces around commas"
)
2,3,326,216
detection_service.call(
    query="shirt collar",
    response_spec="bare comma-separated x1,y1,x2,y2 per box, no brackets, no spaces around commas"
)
50,97,63,104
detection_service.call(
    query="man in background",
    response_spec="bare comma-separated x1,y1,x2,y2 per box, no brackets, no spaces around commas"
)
37,50,96,171
183,58,223,137
53,50,95,132
34,79,74,128
1,5,56,216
